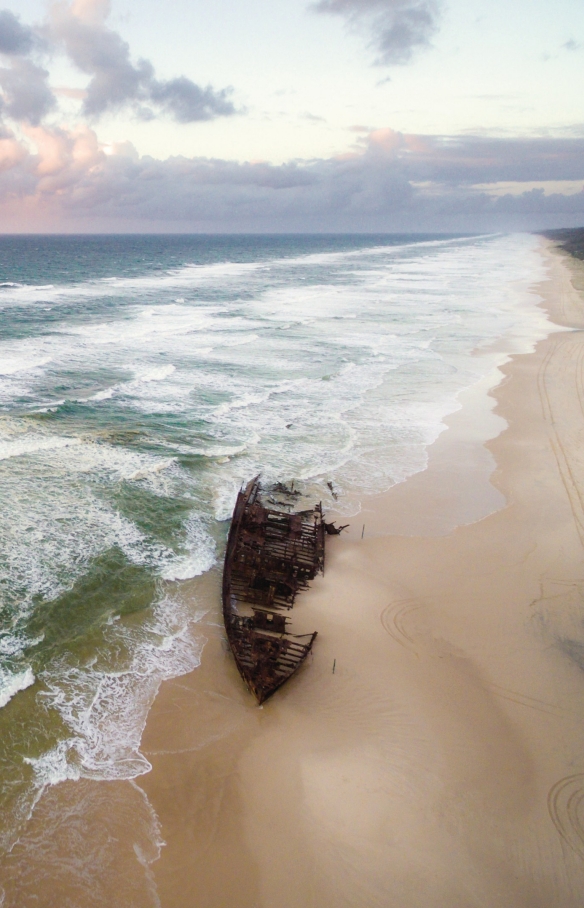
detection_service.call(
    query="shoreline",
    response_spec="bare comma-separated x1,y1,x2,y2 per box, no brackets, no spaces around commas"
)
4,237,584,906
329,243,556,542
137,238,584,906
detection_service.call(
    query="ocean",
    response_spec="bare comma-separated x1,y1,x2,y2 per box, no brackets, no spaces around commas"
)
0,232,551,866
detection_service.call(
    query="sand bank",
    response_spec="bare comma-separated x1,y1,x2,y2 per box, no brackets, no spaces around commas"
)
4,240,584,907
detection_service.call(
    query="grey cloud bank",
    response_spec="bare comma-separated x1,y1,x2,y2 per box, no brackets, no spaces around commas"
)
365,130,584,183
0,126,582,233
147,78,235,125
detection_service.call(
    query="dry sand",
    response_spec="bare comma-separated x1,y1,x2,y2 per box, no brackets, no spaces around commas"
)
4,240,584,907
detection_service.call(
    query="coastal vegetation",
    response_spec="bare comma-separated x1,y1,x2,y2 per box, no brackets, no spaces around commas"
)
545,228,584,261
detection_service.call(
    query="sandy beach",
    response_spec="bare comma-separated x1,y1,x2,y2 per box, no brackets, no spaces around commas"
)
4,238,584,907
125,239,584,907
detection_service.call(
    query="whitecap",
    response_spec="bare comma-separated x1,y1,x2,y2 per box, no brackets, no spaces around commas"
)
88,387,115,401
160,513,216,581
0,354,52,376
0,667,35,709
137,364,176,383
0,434,80,461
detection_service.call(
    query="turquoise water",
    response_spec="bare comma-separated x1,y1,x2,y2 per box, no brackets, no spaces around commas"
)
0,231,550,851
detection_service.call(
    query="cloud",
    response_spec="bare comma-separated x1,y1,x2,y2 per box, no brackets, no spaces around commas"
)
0,10,35,56
301,112,326,123
48,0,236,122
0,3,236,127
148,77,235,124
312,0,442,65
563,39,582,52
364,128,584,183
0,10,55,124
0,124,582,233
0,58,55,124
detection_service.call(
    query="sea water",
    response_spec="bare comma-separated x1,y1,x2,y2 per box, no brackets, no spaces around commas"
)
0,232,551,859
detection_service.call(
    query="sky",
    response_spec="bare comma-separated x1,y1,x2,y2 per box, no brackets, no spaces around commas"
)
0,0,582,232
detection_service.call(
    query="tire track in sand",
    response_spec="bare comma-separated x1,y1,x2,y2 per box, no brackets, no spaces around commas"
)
381,599,568,724
486,683,565,718
537,333,584,549
538,328,584,858
381,602,565,716
380,599,423,654
548,774,584,860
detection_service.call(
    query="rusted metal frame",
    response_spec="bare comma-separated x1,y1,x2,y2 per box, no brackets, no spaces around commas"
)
223,476,322,703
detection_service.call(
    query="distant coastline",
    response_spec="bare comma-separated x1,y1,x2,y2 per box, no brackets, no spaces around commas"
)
544,226,584,262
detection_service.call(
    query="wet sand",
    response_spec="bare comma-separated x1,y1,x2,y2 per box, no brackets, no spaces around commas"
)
4,239,584,906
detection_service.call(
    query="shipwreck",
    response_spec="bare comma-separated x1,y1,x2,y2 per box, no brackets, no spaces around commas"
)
222,476,327,704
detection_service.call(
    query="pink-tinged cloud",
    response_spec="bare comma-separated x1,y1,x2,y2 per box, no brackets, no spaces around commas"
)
52,86,88,99
68,0,110,26
0,125,582,233
0,133,26,172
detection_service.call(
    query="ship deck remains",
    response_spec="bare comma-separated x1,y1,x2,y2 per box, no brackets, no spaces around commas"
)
222,477,324,704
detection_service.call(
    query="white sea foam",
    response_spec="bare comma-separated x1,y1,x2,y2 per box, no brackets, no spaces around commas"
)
213,390,270,417
0,667,35,709
0,423,216,615
66,304,219,344
0,433,80,461
0,353,52,376
0,233,494,314
88,387,115,401
29,591,206,788
160,512,216,581
138,364,176,382
128,457,176,481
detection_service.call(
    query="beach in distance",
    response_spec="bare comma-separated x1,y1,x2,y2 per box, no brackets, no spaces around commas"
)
2,234,584,906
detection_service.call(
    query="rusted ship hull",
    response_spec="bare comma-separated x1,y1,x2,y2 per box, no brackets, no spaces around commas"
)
222,477,324,704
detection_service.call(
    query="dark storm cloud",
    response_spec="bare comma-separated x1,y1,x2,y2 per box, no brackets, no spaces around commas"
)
49,1,236,122
0,10,35,56
312,0,442,64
